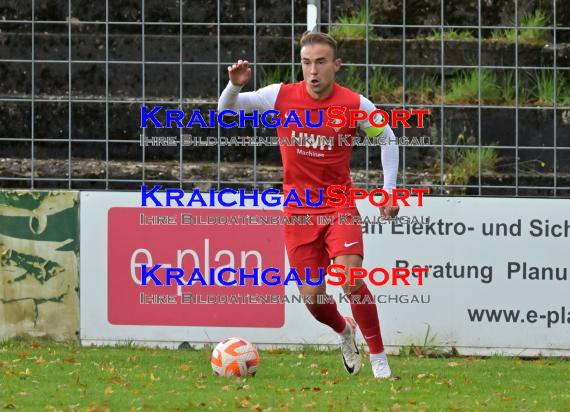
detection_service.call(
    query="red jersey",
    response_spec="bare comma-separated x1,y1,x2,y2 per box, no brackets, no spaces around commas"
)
218,79,399,212
274,81,360,214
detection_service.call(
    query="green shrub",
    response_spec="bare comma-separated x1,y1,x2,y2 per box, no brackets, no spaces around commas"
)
408,74,441,104
329,7,376,40
427,29,476,41
368,68,402,103
446,70,501,104
447,147,499,187
492,9,549,45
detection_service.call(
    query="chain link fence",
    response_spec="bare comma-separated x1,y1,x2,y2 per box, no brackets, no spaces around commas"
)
1,0,569,196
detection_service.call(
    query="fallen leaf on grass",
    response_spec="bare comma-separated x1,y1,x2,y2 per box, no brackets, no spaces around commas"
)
412,346,424,357
237,399,250,408
87,406,110,412
179,364,191,371
108,376,123,384
390,385,401,393
447,362,459,367
35,356,46,365
104,387,113,394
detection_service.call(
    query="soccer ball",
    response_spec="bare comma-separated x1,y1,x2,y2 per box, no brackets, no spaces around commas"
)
210,337,260,377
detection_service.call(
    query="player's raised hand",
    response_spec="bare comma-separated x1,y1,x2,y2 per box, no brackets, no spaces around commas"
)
380,194,400,218
227,59,252,87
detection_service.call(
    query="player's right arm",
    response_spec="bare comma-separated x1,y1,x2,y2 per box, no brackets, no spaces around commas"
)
218,59,280,113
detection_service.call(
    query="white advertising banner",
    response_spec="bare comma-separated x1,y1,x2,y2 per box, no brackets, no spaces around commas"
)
80,191,570,356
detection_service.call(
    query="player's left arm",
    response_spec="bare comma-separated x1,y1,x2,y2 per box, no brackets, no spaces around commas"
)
357,95,400,217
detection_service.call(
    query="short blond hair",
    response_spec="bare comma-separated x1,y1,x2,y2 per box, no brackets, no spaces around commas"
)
299,31,338,59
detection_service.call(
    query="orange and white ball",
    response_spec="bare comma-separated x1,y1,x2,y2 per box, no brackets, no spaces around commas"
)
210,337,260,377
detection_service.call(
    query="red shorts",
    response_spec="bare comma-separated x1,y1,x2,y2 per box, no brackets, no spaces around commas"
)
284,207,364,280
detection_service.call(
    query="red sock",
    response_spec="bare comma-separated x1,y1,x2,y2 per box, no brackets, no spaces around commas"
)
348,282,384,354
306,297,347,334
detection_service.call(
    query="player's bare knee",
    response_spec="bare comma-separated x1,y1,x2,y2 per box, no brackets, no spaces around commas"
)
342,276,364,293
333,263,365,293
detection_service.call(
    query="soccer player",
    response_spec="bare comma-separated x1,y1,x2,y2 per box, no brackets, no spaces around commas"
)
218,31,399,379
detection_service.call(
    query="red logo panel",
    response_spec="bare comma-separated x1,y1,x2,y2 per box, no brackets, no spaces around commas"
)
108,208,286,327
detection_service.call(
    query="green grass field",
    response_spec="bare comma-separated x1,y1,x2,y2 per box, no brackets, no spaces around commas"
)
1,340,569,411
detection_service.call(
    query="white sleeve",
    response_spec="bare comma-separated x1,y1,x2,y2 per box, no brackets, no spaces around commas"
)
357,95,399,192
218,81,281,113
379,126,399,192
